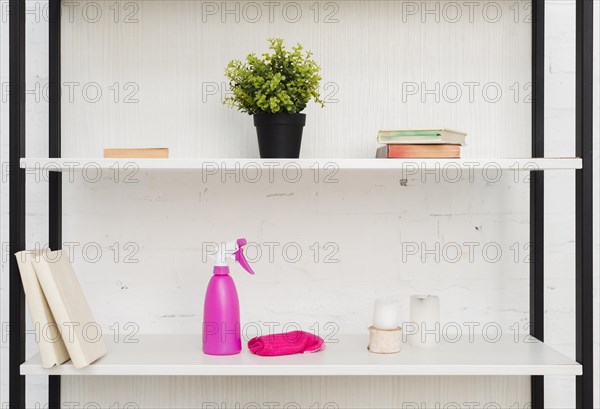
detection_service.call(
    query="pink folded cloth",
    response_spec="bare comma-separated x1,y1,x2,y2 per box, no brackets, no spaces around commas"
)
248,331,325,356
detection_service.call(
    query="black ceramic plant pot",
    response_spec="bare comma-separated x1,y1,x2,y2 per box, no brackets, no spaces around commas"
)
253,113,306,159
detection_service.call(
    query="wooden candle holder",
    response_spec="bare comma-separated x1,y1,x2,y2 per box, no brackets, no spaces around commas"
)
367,326,402,354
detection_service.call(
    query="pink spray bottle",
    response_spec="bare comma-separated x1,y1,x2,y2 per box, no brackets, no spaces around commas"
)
203,238,254,355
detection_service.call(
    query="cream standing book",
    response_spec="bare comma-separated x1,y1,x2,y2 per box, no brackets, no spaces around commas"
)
32,250,107,368
15,250,70,368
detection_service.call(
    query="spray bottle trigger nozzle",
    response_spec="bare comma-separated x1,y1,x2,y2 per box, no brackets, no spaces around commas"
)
234,238,254,275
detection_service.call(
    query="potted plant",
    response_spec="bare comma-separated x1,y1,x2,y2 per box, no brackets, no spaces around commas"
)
225,38,324,158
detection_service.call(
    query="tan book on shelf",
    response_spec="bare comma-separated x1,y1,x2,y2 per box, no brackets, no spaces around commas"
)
32,250,107,368
104,148,169,158
15,250,70,368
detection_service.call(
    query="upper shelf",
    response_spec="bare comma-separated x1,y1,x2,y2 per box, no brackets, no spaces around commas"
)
20,158,582,172
21,334,581,377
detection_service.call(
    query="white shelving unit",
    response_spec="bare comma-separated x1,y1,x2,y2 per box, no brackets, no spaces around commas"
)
21,334,581,377
17,156,584,380
21,157,583,172
7,0,593,406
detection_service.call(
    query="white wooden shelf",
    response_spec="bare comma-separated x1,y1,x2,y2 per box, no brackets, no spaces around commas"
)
20,157,582,172
21,334,581,377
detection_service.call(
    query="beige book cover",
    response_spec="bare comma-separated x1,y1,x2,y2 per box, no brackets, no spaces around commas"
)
104,148,169,158
15,250,70,368
32,250,107,368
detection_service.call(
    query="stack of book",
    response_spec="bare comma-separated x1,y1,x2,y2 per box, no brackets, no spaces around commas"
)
15,250,107,369
376,129,466,159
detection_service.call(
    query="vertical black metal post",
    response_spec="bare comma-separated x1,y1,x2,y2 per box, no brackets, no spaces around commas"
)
48,0,63,406
530,0,545,408
575,0,593,408
9,0,26,407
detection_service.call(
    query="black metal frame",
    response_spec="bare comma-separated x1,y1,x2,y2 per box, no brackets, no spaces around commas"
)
9,0,26,407
48,0,63,406
575,1,594,408
7,1,594,408
530,0,545,407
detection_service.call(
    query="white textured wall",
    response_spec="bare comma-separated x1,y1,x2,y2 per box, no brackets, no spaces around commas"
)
0,1,598,408
59,0,532,159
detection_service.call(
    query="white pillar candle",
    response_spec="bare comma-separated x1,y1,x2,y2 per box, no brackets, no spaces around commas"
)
408,295,440,348
373,298,399,330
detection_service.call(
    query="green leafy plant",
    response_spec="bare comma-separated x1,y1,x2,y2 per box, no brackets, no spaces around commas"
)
224,38,324,115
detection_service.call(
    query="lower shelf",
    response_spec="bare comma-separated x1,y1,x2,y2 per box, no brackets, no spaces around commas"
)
20,334,581,377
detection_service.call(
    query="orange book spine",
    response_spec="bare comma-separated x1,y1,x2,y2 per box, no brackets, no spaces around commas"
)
387,145,460,159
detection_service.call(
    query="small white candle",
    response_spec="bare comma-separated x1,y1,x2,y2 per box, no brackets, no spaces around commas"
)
373,298,399,330
408,294,440,348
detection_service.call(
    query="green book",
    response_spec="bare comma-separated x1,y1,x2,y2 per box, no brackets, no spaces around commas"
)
377,129,466,145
